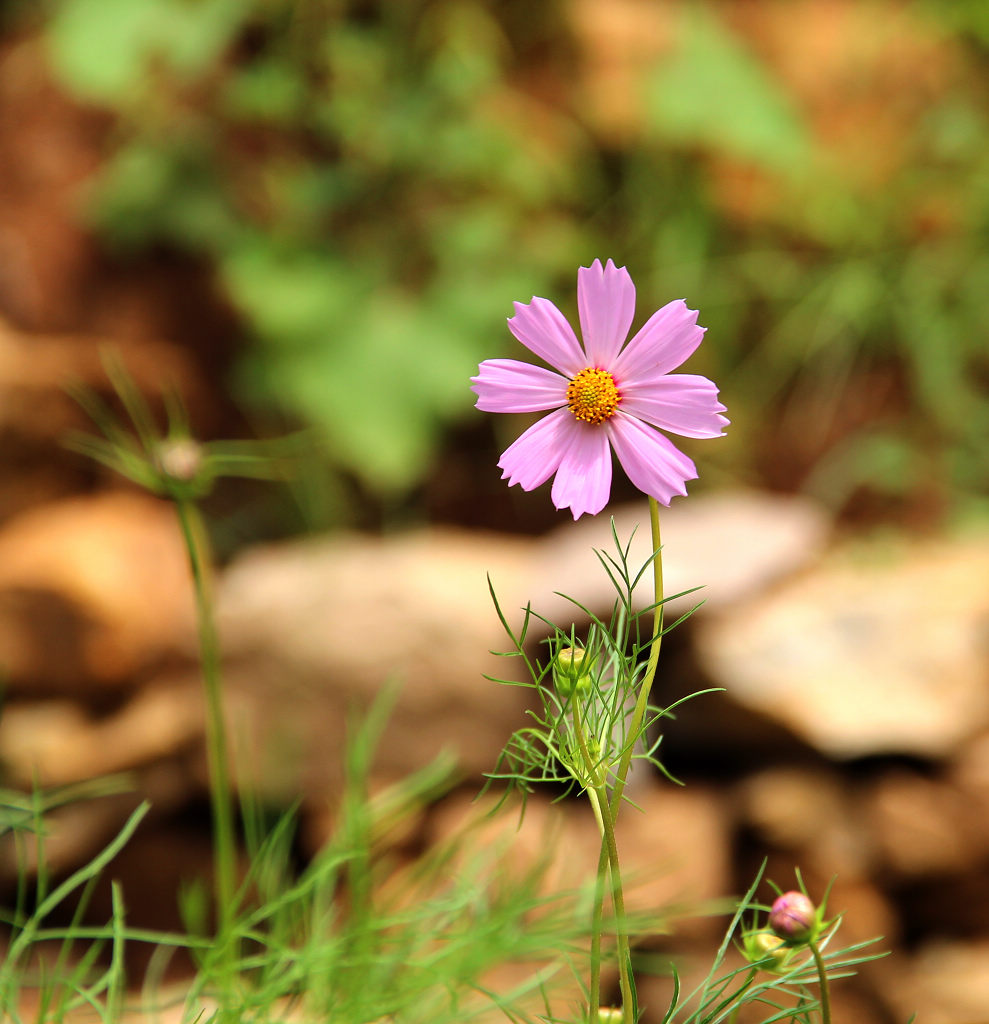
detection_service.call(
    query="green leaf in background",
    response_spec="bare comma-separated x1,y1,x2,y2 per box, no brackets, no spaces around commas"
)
224,246,489,494
28,0,989,516
804,429,922,507
47,0,244,102
88,139,240,250
644,5,813,174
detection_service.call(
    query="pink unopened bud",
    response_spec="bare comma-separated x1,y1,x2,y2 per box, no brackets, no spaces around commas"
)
769,890,817,943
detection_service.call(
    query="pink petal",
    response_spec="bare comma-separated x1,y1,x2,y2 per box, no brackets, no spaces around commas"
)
620,374,729,438
550,423,613,520
507,297,586,376
607,412,697,506
497,407,576,491
577,259,636,369
471,359,568,413
611,300,704,382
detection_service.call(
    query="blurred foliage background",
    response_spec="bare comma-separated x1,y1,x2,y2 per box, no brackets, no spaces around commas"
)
4,0,989,534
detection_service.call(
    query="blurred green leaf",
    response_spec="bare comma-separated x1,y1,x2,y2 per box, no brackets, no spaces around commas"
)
221,58,306,124
48,0,245,102
644,5,813,173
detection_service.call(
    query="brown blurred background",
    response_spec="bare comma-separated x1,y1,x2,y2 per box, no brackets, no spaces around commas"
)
1,1,988,1020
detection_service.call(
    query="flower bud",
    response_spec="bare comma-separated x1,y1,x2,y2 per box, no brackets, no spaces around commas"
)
769,890,818,944
742,929,791,973
597,1008,622,1024
157,438,204,483
553,646,593,698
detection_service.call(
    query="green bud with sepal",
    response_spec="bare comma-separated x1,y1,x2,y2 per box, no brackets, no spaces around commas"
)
741,928,793,973
553,645,594,698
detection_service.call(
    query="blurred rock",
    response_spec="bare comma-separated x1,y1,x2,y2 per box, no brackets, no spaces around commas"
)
216,527,536,792
535,490,829,626
0,791,138,881
889,940,989,1024
697,533,989,758
864,769,985,878
947,731,989,853
736,766,869,877
426,783,730,935
614,784,731,933
216,491,826,793
0,681,202,788
0,491,195,691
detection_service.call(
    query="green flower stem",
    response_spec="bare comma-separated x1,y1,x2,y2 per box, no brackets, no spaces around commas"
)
588,842,608,1021
586,784,606,837
573,700,634,1017
610,497,663,818
174,500,237,963
808,941,833,1024
574,497,664,1021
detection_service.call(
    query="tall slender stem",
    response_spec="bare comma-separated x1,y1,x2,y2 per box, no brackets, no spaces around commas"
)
588,842,608,1020
809,941,833,1024
174,500,237,956
570,498,666,1022
574,701,634,1016
610,498,663,818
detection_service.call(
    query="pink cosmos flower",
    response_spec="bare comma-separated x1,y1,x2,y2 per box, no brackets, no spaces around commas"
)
471,259,728,519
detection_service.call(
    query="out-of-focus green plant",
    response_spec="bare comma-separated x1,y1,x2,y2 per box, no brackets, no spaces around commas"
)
627,2,989,519
33,0,989,519
44,0,585,499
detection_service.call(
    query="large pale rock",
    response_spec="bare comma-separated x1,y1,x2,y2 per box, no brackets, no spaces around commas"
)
535,490,829,626
0,491,195,690
216,527,536,789
697,533,989,758
215,491,827,790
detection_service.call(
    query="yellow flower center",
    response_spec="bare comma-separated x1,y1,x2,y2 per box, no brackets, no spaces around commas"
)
566,368,621,425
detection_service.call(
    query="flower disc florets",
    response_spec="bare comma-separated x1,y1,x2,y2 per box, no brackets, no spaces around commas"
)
566,368,622,424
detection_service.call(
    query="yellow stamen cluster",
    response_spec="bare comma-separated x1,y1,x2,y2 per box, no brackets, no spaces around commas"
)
566,368,621,425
